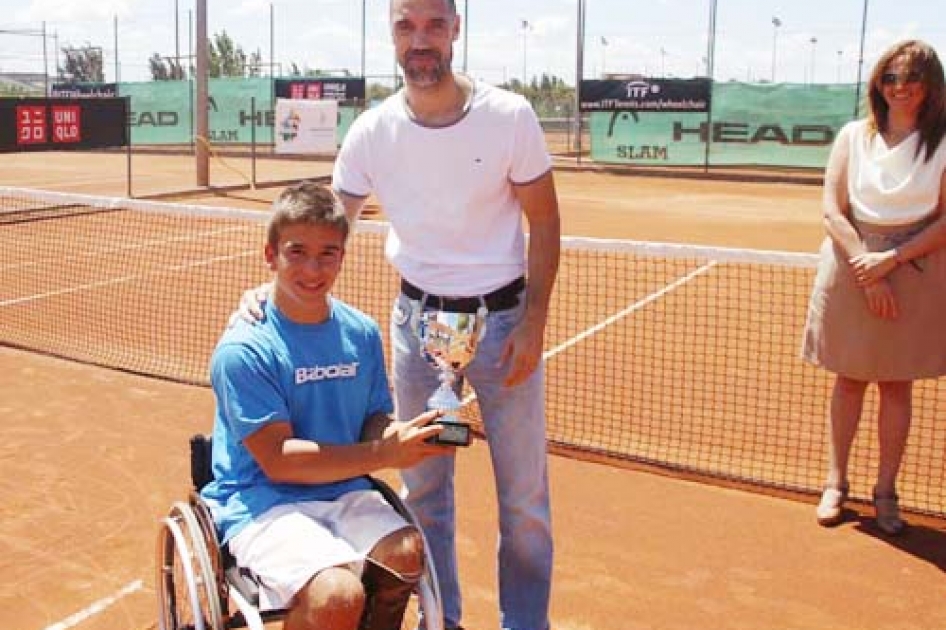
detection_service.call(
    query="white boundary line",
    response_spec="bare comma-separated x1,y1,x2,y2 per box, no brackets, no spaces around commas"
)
461,260,717,406
544,260,718,360
42,580,143,630
1,250,256,308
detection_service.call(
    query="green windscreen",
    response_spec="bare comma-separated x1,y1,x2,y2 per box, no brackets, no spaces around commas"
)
589,83,862,168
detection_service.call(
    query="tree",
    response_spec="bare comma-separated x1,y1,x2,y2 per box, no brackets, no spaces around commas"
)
59,45,104,82
208,30,247,78
367,82,395,102
247,50,263,77
503,73,574,118
149,30,255,80
148,54,185,81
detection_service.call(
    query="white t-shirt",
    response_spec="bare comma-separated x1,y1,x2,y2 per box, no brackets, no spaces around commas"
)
333,81,552,296
845,119,946,225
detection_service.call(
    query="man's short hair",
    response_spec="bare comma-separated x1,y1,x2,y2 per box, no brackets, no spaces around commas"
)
267,181,349,249
391,0,457,13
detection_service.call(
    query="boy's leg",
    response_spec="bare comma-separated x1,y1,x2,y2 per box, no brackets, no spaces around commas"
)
359,527,425,630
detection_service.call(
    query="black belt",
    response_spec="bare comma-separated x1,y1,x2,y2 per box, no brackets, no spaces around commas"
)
400,276,525,313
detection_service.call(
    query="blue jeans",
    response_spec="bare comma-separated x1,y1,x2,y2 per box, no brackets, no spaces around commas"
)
391,292,553,630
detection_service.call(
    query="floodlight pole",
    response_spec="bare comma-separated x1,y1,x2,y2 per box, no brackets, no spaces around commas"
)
195,0,209,187
463,0,469,74
361,0,366,78
771,17,781,83
853,0,869,118
175,0,180,72
703,0,717,173
113,17,119,82
42,21,48,95
574,0,585,164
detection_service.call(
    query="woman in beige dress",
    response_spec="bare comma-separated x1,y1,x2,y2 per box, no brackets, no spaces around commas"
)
802,40,946,535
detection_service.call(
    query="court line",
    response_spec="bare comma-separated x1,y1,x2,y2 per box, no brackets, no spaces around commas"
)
544,260,719,359
42,580,143,630
461,260,718,406
1,250,256,309
1,223,256,273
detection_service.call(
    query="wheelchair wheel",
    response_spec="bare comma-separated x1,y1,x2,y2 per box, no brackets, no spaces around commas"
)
188,492,227,612
156,502,224,630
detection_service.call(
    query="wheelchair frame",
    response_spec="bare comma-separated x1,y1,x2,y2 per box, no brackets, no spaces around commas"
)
155,435,443,630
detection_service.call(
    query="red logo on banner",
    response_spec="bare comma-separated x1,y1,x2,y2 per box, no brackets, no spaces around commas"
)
52,105,81,143
16,105,47,144
288,82,323,100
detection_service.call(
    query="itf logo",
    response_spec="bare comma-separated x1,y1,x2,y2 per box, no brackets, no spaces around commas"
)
625,80,661,99
278,109,301,142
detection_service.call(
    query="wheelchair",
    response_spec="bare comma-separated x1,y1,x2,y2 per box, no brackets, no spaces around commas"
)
155,435,443,630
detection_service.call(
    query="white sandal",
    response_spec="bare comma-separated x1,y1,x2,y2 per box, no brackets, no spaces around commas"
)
816,484,849,527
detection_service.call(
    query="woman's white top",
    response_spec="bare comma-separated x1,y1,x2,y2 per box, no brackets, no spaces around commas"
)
846,119,946,225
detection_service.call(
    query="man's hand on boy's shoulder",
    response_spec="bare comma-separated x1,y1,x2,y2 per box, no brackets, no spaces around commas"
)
229,282,274,327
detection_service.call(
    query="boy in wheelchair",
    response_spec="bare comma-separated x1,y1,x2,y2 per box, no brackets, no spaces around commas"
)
202,181,456,630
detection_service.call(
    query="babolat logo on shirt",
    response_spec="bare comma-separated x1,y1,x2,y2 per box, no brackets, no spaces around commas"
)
295,362,359,384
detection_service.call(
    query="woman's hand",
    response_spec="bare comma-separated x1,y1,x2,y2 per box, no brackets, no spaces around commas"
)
862,278,899,320
849,250,898,286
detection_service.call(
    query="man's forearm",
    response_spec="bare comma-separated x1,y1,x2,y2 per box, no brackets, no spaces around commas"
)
525,218,560,327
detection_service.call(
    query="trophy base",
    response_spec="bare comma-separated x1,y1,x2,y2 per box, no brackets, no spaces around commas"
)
427,420,471,447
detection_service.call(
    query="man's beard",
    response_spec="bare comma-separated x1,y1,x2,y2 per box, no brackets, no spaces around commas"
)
401,49,452,87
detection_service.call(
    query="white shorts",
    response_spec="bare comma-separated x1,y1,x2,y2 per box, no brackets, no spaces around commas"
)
227,489,410,610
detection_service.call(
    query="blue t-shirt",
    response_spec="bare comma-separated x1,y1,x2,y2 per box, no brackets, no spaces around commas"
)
201,298,394,543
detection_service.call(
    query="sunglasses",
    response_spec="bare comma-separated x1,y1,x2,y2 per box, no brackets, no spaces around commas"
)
880,70,923,86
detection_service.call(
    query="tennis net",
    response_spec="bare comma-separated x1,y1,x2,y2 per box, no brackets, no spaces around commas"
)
2,186,944,518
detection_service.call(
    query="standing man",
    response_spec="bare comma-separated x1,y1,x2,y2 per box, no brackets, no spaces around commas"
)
238,1,559,627
333,2,560,628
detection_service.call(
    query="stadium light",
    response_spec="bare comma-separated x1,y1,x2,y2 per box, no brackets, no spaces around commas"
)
809,36,818,84
771,16,782,83
361,0,366,78
520,19,532,86
600,35,608,78
854,0,869,117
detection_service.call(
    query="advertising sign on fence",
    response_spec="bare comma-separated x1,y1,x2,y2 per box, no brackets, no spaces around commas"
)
274,98,338,154
0,97,128,152
273,77,365,102
50,83,119,98
588,82,857,168
580,78,711,113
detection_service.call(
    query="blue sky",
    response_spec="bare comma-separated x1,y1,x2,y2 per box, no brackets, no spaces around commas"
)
1,0,944,86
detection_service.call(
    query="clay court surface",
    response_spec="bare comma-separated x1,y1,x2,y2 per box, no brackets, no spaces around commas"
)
2,151,945,630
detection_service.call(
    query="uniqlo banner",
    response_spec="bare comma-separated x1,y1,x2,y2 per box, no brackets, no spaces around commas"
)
274,78,365,102
0,97,128,152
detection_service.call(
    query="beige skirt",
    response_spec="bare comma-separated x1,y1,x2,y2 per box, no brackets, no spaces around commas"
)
801,215,946,381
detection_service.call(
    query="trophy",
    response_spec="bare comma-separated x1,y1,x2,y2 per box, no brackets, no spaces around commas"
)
416,307,487,446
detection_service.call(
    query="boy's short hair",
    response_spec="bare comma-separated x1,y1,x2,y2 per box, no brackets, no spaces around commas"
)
267,181,349,249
